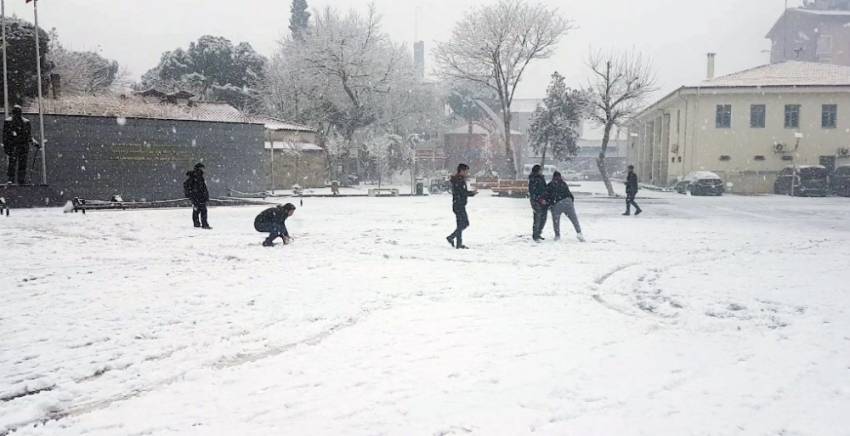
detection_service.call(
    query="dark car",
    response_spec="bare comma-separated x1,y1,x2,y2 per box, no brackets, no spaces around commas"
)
774,165,829,197
831,165,850,197
675,171,725,196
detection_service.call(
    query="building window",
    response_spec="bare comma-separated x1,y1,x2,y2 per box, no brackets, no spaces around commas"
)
750,104,766,128
822,104,837,129
719,155,731,161
716,105,732,128
754,155,766,161
784,105,801,129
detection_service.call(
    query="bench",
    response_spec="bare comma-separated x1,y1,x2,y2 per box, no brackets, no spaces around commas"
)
491,180,529,198
367,188,399,197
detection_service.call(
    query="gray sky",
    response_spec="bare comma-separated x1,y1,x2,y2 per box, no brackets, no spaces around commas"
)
4,0,798,98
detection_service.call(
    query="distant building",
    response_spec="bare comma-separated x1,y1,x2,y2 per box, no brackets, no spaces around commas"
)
15,94,309,200
443,124,525,176
258,118,327,190
630,60,850,194
768,6,850,65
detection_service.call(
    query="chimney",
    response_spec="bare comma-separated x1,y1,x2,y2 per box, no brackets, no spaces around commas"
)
414,41,425,82
706,53,716,80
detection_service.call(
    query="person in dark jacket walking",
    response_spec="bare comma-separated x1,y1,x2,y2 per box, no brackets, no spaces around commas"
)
3,105,34,185
184,163,211,229
624,165,642,216
528,164,549,241
447,163,477,249
546,171,585,242
255,203,296,247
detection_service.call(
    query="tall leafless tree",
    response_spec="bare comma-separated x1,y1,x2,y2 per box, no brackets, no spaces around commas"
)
435,0,572,179
585,50,656,196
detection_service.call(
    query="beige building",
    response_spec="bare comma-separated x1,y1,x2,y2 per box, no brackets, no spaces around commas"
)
259,119,327,190
630,61,850,194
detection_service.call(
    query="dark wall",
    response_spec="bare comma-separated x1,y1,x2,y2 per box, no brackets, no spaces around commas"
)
20,114,265,201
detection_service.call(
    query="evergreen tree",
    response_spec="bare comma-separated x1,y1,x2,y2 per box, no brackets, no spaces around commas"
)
528,71,584,166
289,0,311,41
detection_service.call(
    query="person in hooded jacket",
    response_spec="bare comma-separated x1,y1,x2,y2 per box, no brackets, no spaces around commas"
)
3,105,34,185
546,171,585,242
183,163,211,229
255,203,296,247
446,163,478,249
528,164,549,242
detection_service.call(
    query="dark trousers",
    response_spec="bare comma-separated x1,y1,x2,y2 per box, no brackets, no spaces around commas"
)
258,223,287,243
192,202,209,227
6,147,28,184
626,193,641,214
531,200,548,239
449,205,469,246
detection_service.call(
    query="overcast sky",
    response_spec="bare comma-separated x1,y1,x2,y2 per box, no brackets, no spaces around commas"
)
4,0,799,99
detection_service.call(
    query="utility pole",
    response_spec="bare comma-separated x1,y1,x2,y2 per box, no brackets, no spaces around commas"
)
2,0,9,116
32,0,47,185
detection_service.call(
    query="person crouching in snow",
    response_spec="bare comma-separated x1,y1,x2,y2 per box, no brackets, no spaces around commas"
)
255,203,296,247
546,171,585,242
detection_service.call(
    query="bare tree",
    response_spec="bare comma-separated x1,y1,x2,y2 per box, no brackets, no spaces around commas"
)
435,0,572,179
585,50,656,196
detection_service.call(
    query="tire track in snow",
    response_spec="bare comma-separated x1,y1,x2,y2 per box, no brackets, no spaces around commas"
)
0,303,393,435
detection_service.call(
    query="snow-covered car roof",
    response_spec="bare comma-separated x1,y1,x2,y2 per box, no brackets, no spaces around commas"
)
784,165,827,169
684,171,722,181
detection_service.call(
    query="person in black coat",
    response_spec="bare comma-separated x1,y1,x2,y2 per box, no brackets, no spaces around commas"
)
447,163,478,249
3,105,34,185
528,164,549,241
624,165,642,216
183,163,211,229
255,203,296,247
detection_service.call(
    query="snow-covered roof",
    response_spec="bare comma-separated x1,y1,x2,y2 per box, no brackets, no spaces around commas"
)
252,116,315,132
511,98,543,114
447,124,522,136
265,141,324,152
700,61,850,88
796,8,850,16
19,96,259,124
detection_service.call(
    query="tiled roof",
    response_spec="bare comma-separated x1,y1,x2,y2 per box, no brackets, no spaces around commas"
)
700,61,850,88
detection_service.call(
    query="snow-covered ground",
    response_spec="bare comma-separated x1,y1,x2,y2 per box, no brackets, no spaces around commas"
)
2,185,849,435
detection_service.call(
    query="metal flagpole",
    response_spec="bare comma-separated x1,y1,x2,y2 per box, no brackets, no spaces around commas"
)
32,0,46,185
2,0,9,116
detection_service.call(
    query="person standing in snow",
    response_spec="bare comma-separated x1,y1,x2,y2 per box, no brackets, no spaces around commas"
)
255,203,296,247
3,105,34,185
447,163,477,249
623,164,642,216
546,171,585,242
528,164,549,242
184,163,211,229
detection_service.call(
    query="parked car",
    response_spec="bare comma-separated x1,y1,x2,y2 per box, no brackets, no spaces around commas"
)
774,165,829,197
831,165,850,197
675,171,725,196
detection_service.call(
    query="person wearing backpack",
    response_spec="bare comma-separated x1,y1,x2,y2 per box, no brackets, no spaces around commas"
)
183,163,211,229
